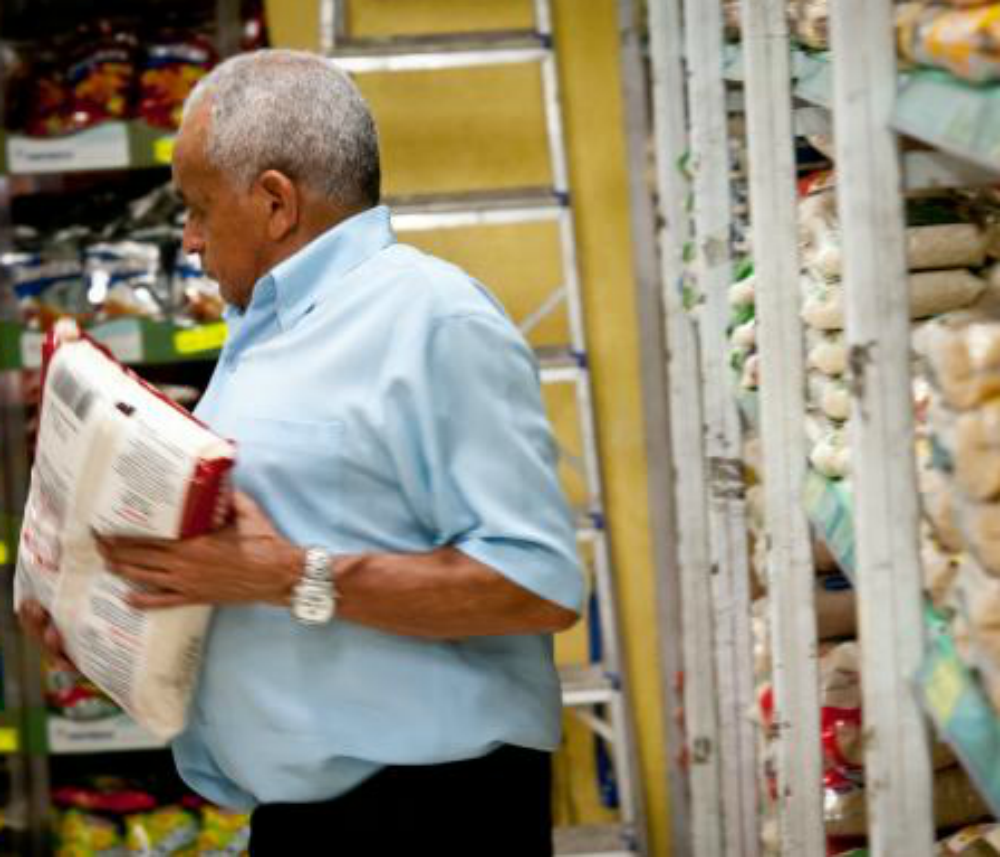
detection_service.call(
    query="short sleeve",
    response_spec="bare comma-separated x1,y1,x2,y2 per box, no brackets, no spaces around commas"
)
384,312,585,613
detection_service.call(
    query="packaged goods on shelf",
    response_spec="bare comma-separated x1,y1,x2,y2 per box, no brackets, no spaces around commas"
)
808,372,851,422
897,2,1000,83
801,270,986,331
806,414,850,479
918,312,1000,410
922,527,962,610
815,580,857,641
84,242,165,321
919,461,966,553
790,0,831,49
806,329,847,377
937,822,1000,856
137,37,217,131
14,322,235,739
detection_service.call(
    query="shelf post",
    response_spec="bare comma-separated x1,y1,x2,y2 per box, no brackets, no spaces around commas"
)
829,1,936,854
682,0,761,852
739,2,826,853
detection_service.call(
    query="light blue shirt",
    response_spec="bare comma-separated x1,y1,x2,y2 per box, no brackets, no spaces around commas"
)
172,205,585,810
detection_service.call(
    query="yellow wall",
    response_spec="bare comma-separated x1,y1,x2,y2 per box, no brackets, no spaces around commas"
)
265,3,670,854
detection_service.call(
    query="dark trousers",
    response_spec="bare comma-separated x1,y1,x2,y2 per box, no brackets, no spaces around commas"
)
249,744,554,856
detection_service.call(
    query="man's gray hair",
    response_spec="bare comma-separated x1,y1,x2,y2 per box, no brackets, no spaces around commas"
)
184,49,380,206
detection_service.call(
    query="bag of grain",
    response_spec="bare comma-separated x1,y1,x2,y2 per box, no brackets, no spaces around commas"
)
15,321,235,739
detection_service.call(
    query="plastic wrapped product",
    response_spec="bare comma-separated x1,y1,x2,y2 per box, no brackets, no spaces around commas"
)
728,274,756,309
918,313,1000,410
907,223,989,272
938,824,1000,857
792,0,831,49
897,3,1000,83
172,253,224,324
84,242,164,321
815,581,857,642
54,809,123,857
922,526,962,610
125,806,199,856
806,415,851,480
806,329,848,377
731,318,756,350
953,400,1000,501
196,806,251,855
956,496,1000,575
953,556,1000,679
137,36,216,130
64,25,138,132
826,765,990,839
14,322,235,739
801,274,844,331
808,372,851,423
920,460,966,552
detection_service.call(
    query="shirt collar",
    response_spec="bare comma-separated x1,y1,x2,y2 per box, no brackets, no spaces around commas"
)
244,205,395,332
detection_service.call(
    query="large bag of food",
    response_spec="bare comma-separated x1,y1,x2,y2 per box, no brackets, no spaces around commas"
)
897,2,1000,83
806,329,848,377
802,270,985,331
808,372,851,422
15,321,235,739
915,312,1000,410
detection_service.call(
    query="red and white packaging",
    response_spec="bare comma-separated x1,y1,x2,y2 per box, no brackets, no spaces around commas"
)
15,320,234,740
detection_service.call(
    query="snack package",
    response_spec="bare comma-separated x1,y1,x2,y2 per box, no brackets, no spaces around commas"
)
125,806,199,856
65,25,138,132
898,3,1000,83
20,51,75,138
6,251,90,330
84,242,164,321
54,809,124,857
45,662,120,721
173,253,224,324
196,806,251,856
137,36,216,130
14,321,235,738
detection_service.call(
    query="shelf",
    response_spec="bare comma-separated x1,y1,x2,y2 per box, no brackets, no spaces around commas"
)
387,187,566,231
893,72,1000,175
1,318,226,371
0,121,174,176
331,30,550,73
553,823,636,857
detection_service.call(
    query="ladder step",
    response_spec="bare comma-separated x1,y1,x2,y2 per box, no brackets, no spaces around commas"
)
554,823,637,856
560,664,618,706
330,30,550,73
537,345,585,384
389,188,565,230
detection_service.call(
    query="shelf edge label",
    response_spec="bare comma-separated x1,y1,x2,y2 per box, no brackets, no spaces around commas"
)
7,123,130,175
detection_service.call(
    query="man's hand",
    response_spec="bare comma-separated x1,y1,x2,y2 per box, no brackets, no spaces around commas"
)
96,491,302,610
18,600,74,669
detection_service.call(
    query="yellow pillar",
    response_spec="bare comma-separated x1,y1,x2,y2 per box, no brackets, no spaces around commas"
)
265,3,671,854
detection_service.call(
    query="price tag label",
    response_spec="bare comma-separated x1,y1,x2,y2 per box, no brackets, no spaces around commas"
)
924,655,964,726
19,330,44,369
0,728,19,753
7,123,129,174
174,323,227,355
0,540,8,566
153,136,175,165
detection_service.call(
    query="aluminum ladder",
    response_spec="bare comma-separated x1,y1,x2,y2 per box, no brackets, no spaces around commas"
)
319,2,646,853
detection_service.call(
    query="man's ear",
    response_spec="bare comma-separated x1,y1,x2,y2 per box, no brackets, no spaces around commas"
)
256,170,299,241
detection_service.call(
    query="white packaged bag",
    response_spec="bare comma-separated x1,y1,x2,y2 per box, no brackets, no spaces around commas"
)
15,322,235,739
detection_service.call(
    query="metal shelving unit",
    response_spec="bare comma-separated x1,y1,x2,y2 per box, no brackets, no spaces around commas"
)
624,0,1000,854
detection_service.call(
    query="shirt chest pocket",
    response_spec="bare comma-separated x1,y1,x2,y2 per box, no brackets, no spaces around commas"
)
234,417,346,535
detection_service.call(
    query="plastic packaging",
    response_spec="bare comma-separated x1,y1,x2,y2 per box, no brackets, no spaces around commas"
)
137,37,215,130
918,313,1000,410
898,3,1000,83
14,322,235,738
806,329,848,377
808,372,851,423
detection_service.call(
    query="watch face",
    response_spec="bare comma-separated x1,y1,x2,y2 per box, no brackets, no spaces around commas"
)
293,585,334,625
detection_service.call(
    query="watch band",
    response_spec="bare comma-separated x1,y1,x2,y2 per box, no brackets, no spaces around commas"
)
291,546,337,626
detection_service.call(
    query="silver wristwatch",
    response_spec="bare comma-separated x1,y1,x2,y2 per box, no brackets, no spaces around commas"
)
291,547,337,626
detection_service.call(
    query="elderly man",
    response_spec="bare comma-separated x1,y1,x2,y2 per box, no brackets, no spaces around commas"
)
20,49,584,855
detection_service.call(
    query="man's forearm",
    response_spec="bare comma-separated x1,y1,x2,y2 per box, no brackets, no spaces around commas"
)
324,547,578,639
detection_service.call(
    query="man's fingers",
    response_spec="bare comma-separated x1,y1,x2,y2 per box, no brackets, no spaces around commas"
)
127,591,197,610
